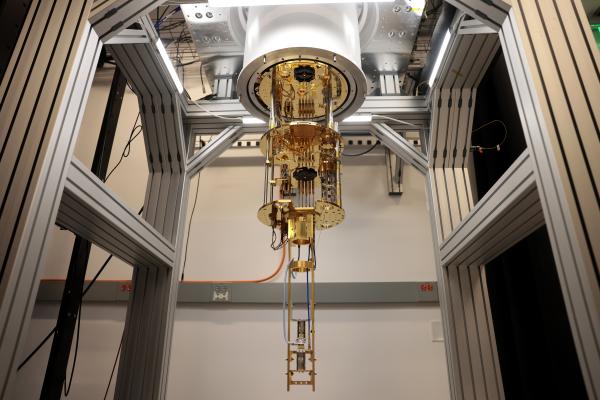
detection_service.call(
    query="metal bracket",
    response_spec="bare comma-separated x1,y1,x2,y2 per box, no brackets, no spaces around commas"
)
187,125,244,177
385,149,403,196
371,123,428,175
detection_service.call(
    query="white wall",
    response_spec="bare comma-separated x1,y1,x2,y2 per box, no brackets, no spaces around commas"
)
15,303,127,400
168,305,448,400
14,66,450,399
15,303,449,400
186,148,436,282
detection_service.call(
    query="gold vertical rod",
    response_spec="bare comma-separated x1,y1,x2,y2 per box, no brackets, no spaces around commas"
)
287,260,292,391
336,139,343,208
269,65,279,130
264,134,271,205
269,66,278,203
311,264,316,392
270,154,275,204
324,67,334,130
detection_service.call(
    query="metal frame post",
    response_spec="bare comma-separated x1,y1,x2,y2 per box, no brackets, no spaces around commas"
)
424,22,504,400
423,1,600,399
41,66,126,399
0,1,100,396
498,3,600,397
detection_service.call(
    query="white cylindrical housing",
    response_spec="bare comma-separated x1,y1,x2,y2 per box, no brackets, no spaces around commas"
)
237,4,366,120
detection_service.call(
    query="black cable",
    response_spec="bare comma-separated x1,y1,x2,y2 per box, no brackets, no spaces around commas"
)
158,7,169,23
270,226,287,251
181,176,201,281
470,119,508,152
16,106,146,376
17,209,142,372
159,21,185,32
104,113,142,182
17,328,57,371
83,256,113,297
103,331,123,400
342,143,379,157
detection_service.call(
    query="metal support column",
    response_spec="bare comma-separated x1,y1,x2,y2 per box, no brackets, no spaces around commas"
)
41,66,126,399
426,25,504,400
499,3,600,397
0,1,99,397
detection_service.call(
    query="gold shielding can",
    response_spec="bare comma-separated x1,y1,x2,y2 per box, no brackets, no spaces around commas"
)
288,212,314,245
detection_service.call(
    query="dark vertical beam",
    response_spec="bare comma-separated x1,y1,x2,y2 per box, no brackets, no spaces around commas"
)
40,66,126,399
91,67,127,177
0,0,34,82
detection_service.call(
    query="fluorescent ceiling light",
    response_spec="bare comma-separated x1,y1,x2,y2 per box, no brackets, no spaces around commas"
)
343,114,372,123
156,39,184,94
428,30,451,88
242,116,266,125
208,0,392,7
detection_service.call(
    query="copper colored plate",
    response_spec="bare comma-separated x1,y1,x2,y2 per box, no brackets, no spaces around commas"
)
314,200,344,230
258,199,344,230
257,199,292,227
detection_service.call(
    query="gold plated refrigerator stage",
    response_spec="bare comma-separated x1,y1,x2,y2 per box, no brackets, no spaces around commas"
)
255,60,347,390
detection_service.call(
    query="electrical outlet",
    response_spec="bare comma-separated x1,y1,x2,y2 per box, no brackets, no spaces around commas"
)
212,285,230,302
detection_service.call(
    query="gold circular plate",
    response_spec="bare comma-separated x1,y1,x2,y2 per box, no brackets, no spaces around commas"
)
259,122,340,168
258,199,344,231
314,200,344,230
255,60,349,120
257,199,292,227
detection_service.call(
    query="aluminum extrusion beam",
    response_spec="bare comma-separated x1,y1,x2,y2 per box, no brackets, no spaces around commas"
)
440,151,543,267
371,123,428,175
427,168,505,400
457,19,496,35
435,32,499,91
104,28,151,45
0,9,99,397
445,0,509,31
385,149,403,195
185,96,428,118
184,96,430,134
358,95,429,115
429,32,499,239
107,17,191,398
187,125,244,177
499,4,600,396
58,158,175,269
90,0,168,41
425,21,504,400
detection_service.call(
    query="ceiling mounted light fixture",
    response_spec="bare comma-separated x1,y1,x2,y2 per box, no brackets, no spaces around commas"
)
428,30,452,88
155,39,184,93
242,116,266,125
342,114,372,123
